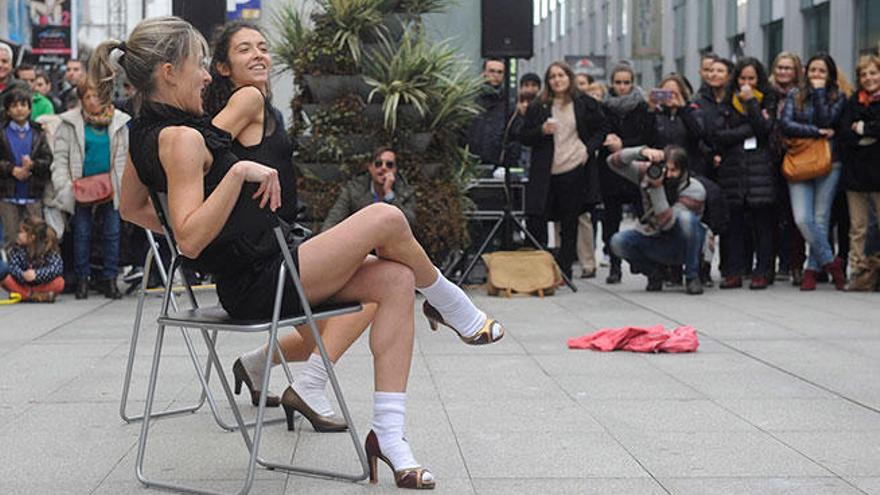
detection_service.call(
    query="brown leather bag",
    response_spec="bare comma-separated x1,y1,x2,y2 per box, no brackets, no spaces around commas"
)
73,172,113,205
482,250,561,298
782,137,832,182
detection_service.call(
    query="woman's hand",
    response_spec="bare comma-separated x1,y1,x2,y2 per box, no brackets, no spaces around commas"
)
604,133,623,152
22,269,36,283
853,120,865,135
542,119,558,135
818,128,835,138
235,161,281,212
810,78,825,90
739,85,754,101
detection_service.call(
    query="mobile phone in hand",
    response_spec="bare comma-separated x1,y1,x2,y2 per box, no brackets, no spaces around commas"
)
650,88,674,103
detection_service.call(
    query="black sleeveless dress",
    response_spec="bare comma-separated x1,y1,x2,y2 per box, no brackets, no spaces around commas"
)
129,102,303,319
229,93,298,224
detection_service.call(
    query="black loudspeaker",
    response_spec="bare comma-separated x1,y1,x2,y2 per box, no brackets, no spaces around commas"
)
481,0,534,59
173,0,226,41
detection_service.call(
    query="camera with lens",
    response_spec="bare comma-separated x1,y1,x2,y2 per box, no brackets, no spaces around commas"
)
645,161,666,181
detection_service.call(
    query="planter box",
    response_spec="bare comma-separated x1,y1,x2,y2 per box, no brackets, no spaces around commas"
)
407,132,433,152
303,74,371,103
296,162,345,183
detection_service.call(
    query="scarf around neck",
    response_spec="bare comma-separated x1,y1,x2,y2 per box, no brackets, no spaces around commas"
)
83,106,114,127
605,87,645,116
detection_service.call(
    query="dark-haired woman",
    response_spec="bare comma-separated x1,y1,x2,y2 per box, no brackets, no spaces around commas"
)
202,21,383,431
707,58,777,289
598,64,652,284
99,17,505,489
520,61,605,280
781,53,847,290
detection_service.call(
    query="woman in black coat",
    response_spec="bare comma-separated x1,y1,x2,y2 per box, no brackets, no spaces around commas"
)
840,54,880,283
707,57,777,290
598,64,653,284
520,61,605,280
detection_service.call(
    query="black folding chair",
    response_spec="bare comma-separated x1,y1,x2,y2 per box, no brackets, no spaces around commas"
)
135,192,369,494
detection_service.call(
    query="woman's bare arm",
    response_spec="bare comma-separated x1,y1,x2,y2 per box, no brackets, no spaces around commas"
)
119,154,164,234
210,85,264,145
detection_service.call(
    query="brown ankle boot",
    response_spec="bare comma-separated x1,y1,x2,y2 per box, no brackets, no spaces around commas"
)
823,257,846,290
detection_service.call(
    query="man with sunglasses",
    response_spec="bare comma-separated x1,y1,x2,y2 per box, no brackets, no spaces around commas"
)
321,147,416,232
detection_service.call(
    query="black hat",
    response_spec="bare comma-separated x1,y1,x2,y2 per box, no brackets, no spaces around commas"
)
520,72,541,87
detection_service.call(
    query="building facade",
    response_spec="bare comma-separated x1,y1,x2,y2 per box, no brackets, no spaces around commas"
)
520,0,879,91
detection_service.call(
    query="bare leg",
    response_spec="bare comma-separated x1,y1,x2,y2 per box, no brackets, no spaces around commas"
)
298,203,438,303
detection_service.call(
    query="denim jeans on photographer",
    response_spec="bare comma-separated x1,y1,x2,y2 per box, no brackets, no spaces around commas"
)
788,162,842,271
610,210,706,280
72,202,120,281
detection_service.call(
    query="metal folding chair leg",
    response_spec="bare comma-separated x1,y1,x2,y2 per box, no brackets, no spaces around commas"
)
249,229,369,481
120,234,211,423
135,256,321,494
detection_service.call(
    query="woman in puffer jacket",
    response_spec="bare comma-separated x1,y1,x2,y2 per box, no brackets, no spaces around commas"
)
780,53,847,291
839,54,880,288
707,57,777,290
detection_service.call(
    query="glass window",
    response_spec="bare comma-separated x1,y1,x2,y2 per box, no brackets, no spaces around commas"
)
551,7,558,43
560,0,566,38
620,0,629,37
541,0,549,20
604,1,612,46
803,2,829,57
729,32,746,59
698,0,714,49
674,1,687,60
857,0,880,55
765,19,783,67
728,0,748,36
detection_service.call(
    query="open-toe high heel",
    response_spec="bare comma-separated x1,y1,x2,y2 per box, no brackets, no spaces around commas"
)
232,358,280,408
365,430,435,489
280,387,348,432
422,301,504,345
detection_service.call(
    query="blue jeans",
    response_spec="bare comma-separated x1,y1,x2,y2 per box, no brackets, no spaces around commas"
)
72,202,120,280
788,162,842,271
610,210,706,280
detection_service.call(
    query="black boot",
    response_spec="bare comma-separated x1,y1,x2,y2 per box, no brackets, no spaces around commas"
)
645,271,663,292
101,278,123,299
75,279,89,300
686,277,704,295
606,265,622,284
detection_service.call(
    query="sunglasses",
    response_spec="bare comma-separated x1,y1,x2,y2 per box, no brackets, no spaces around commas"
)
373,160,396,169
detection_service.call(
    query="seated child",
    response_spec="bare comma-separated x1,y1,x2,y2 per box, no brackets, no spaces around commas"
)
0,217,64,302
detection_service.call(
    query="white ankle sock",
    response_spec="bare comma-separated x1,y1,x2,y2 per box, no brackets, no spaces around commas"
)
292,354,335,416
372,392,423,472
417,267,486,338
240,346,277,389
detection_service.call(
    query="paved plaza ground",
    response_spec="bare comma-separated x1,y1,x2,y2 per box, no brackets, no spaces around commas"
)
1,267,879,494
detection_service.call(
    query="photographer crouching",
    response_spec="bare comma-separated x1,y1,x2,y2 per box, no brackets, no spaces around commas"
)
607,145,707,294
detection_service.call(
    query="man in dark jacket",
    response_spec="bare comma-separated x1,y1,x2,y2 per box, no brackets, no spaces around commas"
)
507,72,542,171
465,58,510,166
321,147,416,232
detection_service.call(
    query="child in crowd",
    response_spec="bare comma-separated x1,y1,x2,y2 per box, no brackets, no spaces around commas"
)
0,87,53,246
0,217,64,302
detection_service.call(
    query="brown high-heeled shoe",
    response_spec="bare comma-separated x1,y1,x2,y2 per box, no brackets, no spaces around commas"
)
365,430,435,490
280,387,348,432
422,301,504,345
232,358,280,408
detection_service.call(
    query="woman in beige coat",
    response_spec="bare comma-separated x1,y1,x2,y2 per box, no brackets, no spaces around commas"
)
50,81,130,299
